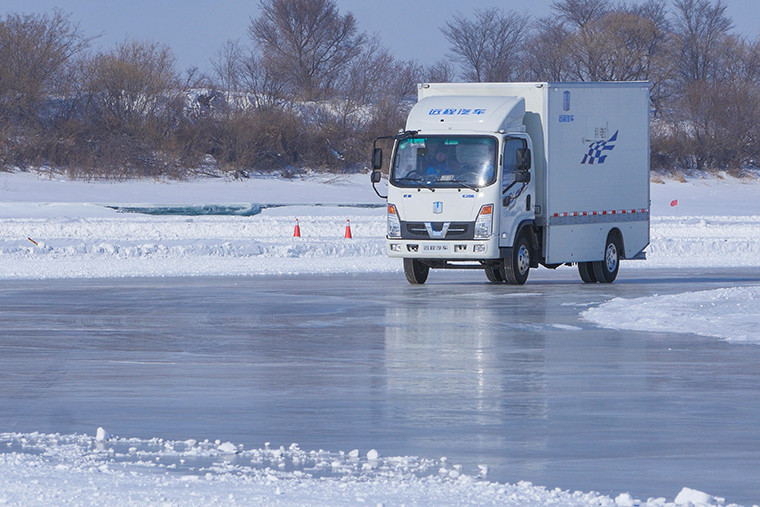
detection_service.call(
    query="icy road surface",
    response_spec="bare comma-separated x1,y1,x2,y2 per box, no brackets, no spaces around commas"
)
1,269,759,505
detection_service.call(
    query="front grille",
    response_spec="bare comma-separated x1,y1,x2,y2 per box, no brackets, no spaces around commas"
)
400,221,473,240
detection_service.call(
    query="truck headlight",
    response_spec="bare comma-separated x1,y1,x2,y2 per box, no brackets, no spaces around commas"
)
387,204,401,238
474,204,493,239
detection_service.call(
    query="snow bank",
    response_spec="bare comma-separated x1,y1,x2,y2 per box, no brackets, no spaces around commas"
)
0,212,397,279
2,211,760,279
582,285,760,344
0,431,737,507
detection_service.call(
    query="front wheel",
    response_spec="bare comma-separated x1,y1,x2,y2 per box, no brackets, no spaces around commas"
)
403,258,430,285
578,262,597,283
485,264,505,283
503,235,531,285
592,234,621,283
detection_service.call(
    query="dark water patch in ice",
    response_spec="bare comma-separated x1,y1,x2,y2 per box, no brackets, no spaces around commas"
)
108,203,383,216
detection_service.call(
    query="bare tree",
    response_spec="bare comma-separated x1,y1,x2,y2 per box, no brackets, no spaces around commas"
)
441,8,530,82
672,0,733,84
326,36,420,164
663,33,760,172
0,10,89,125
212,39,245,95
551,0,610,28
569,10,671,81
523,17,571,81
424,60,457,83
249,0,366,101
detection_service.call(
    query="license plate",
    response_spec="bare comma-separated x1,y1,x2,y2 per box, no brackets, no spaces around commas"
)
422,244,449,252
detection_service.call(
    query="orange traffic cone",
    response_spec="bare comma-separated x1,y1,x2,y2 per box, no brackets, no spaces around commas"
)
344,219,352,239
293,218,301,238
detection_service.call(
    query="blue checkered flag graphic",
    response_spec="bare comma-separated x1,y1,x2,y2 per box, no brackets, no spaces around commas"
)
581,130,618,164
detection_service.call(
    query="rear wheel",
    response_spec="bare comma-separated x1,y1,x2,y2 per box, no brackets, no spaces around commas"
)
403,258,430,285
503,234,531,285
592,234,621,283
578,262,597,283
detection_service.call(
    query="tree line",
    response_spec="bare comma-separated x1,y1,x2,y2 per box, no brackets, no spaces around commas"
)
0,0,757,179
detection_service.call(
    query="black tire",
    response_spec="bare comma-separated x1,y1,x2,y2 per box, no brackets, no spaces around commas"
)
503,234,531,285
485,264,505,283
403,258,429,285
592,233,621,283
578,262,597,283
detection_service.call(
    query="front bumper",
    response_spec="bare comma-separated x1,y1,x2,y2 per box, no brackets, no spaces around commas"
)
386,237,499,259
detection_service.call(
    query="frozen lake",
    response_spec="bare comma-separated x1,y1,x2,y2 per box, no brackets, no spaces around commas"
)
1,268,759,504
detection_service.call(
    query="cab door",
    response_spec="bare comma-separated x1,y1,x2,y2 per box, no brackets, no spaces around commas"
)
498,136,535,247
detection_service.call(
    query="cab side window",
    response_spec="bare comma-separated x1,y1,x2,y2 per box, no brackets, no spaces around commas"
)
502,138,526,188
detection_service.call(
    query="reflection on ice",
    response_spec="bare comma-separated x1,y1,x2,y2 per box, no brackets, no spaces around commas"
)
384,302,549,442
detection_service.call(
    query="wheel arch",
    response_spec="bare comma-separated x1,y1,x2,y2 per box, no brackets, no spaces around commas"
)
515,220,538,251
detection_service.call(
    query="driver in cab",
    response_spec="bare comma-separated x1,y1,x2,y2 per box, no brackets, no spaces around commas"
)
425,146,456,178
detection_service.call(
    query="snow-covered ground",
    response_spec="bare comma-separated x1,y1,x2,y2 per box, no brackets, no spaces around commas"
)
2,171,760,279
1,170,759,506
0,431,734,507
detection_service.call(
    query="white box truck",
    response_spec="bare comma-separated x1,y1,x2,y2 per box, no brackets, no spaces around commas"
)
370,82,650,285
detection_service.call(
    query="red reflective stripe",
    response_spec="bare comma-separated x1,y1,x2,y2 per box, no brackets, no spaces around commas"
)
554,208,649,217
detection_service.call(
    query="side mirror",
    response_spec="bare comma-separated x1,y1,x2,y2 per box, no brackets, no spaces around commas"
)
371,170,382,184
371,147,383,170
515,148,531,171
515,170,531,183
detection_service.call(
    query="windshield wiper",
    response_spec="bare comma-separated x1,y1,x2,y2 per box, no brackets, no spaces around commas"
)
394,177,436,192
450,179,480,192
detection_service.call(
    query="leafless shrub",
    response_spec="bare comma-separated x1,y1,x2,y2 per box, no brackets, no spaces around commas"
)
75,41,185,176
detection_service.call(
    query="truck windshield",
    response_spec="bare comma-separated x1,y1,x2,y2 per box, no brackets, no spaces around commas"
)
391,136,497,189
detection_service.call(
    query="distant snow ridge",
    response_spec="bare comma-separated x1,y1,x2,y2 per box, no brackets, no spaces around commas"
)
3,213,760,279
0,431,736,506
582,286,760,343
0,214,398,279
647,216,760,268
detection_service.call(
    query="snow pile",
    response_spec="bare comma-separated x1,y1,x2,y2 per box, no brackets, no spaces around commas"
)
582,285,760,344
0,430,737,507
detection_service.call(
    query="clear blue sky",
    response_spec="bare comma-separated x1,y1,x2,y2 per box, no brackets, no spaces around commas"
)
2,0,759,74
